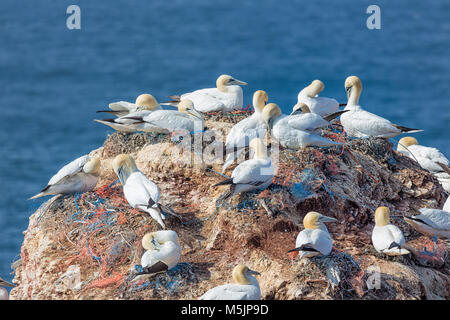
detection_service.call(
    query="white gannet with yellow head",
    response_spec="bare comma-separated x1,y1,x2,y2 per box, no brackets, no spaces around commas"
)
404,201,450,239
165,74,247,113
0,277,13,300
112,154,165,228
222,90,269,172
397,137,450,192
29,155,100,200
288,211,337,259
295,80,341,117
140,230,182,274
96,93,162,117
262,103,342,150
372,206,410,255
213,138,274,202
340,76,422,138
113,99,204,134
198,265,261,300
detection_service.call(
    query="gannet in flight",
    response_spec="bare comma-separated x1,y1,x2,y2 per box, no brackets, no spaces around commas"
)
0,277,13,300
262,103,342,150
198,265,261,300
295,80,341,117
372,207,410,255
29,155,100,200
139,230,182,274
397,137,450,192
112,154,166,228
222,90,269,172
165,74,247,113
96,93,162,117
340,76,422,138
404,208,450,239
95,99,204,134
288,211,337,259
213,138,274,202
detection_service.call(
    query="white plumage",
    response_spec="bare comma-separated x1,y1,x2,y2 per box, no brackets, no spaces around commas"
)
372,207,410,255
296,80,339,117
262,103,341,150
166,75,247,113
214,138,274,202
96,93,161,117
141,231,181,273
341,76,422,138
404,208,450,239
222,90,268,172
444,197,450,212
112,154,166,228
29,155,100,199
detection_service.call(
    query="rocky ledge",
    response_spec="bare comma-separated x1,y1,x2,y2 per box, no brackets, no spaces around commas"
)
10,112,449,300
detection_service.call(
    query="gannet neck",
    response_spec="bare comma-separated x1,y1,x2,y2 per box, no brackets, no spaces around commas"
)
250,138,268,159
305,80,324,98
112,154,138,185
83,157,101,175
217,75,230,93
345,76,362,106
375,206,390,226
253,90,268,114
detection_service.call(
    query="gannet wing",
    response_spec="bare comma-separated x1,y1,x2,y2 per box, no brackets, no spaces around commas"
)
348,110,401,137
231,159,271,186
108,101,136,112
123,172,159,208
287,113,329,132
183,90,225,112
417,209,450,230
198,284,253,300
47,155,89,186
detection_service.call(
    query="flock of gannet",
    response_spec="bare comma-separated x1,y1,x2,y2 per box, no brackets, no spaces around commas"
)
23,74,450,301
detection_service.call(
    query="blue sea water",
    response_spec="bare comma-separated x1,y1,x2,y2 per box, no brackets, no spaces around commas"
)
0,0,449,284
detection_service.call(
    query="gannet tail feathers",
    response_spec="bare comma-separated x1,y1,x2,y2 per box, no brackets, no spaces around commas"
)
0,278,14,287
339,103,347,107
323,110,349,122
137,261,169,275
95,110,121,115
393,124,423,134
216,184,236,204
436,162,450,175
29,185,51,200
213,178,234,187
161,95,181,106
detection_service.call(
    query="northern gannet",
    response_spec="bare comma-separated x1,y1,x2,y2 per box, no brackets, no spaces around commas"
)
29,155,100,200
115,99,204,134
340,76,423,138
288,211,337,258
371,206,410,255
213,138,274,202
0,277,13,300
96,93,161,117
404,208,450,239
262,103,342,150
140,230,182,274
198,265,261,300
165,74,247,113
290,102,348,126
397,137,450,192
222,90,269,172
295,80,341,117
112,154,166,228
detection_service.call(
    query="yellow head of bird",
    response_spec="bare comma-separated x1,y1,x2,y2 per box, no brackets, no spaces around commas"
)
261,103,282,130
112,154,138,185
177,99,203,120
344,76,362,101
249,138,268,159
83,157,101,175
303,211,337,229
397,136,419,152
135,94,159,110
374,206,390,227
216,74,247,92
253,90,268,113
291,102,311,115
232,264,260,285
305,80,325,97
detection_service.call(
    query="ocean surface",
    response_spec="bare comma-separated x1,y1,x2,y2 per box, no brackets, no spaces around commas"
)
0,0,449,284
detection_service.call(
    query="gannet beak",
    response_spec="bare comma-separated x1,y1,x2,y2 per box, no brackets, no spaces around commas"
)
117,167,126,185
230,78,247,86
290,110,302,116
151,237,161,249
319,216,338,223
247,269,260,276
345,86,351,99
187,107,203,120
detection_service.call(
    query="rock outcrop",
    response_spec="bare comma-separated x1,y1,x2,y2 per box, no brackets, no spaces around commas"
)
10,112,449,300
